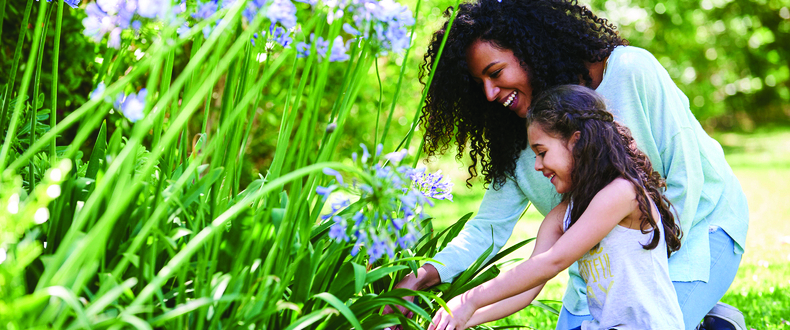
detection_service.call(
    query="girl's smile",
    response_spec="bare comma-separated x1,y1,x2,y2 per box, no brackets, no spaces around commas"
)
528,123,580,194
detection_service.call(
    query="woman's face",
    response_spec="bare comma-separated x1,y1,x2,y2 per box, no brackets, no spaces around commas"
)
528,123,579,194
466,39,533,118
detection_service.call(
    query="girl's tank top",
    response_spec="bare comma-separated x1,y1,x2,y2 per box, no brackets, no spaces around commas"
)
563,201,684,330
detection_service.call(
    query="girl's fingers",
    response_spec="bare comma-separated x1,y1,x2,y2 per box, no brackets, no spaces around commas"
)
429,312,444,330
434,313,453,330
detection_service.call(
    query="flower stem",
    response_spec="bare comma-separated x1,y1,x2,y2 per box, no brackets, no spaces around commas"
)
0,0,45,170
50,0,64,161
29,3,54,191
0,0,33,148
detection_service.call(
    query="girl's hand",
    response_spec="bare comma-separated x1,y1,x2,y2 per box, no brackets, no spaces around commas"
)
428,293,476,330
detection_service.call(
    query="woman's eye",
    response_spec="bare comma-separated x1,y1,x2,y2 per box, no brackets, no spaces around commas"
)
491,69,502,78
538,151,546,157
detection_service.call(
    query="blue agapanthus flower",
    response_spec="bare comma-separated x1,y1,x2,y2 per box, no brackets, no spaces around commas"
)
343,0,415,55
192,0,218,20
295,42,311,58
316,144,453,263
329,216,350,242
137,0,171,19
270,24,292,48
90,82,106,101
327,36,350,62
38,0,81,8
266,0,297,29
116,89,146,122
295,34,330,59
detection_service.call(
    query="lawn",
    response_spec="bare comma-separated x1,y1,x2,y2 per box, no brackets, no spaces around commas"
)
423,128,790,329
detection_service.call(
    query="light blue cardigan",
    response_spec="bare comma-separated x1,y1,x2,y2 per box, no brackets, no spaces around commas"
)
426,46,749,315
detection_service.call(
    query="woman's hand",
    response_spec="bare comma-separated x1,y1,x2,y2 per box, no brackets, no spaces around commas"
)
428,293,477,330
382,264,441,330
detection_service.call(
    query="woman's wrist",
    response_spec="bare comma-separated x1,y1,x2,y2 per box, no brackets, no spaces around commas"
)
400,264,441,290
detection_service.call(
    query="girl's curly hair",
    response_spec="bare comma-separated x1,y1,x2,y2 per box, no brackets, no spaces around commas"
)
527,85,682,256
419,0,627,188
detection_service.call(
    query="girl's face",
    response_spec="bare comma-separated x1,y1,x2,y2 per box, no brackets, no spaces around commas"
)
465,39,533,118
528,123,580,194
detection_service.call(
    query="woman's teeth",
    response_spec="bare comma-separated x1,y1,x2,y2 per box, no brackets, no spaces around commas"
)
503,91,517,107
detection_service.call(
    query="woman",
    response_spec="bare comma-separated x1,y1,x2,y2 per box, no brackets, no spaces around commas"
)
388,0,749,329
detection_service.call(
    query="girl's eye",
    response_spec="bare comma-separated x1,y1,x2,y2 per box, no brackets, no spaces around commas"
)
491,69,502,78
535,151,546,158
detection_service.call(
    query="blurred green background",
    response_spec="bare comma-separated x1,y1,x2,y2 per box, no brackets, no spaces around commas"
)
3,0,788,176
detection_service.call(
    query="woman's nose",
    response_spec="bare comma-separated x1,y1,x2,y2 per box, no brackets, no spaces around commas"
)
483,80,499,102
534,157,543,171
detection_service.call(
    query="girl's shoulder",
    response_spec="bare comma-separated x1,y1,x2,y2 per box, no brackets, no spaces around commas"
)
546,200,570,231
593,178,639,211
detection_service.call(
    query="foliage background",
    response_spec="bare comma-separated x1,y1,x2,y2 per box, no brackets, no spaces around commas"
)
3,0,789,184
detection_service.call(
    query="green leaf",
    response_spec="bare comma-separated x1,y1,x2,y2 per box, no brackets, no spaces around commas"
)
480,237,535,273
121,252,139,268
444,228,495,296
445,265,500,300
282,308,338,330
366,265,409,285
121,314,153,330
530,299,561,315
352,261,366,294
44,286,92,329
85,120,107,181
181,167,224,207
313,292,363,330
86,278,138,317
440,212,473,251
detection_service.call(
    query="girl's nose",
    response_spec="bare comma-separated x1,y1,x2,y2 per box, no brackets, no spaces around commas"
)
483,80,499,102
534,157,543,171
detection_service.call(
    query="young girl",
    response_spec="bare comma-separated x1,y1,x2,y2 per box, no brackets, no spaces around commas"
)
428,85,684,330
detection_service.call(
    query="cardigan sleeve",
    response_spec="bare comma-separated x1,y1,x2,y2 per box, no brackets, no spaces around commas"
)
426,176,530,283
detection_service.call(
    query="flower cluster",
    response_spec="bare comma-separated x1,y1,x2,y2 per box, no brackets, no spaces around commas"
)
80,0,414,61
341,0,415,55
295,34,349,62
294,0,415,60
38,0,81,9
82,0,179,49
316,145,453,262
409,168,453,201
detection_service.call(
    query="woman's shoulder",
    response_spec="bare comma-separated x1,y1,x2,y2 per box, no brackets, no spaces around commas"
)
609,46,659,66
601,46,674,94
606,46,665,77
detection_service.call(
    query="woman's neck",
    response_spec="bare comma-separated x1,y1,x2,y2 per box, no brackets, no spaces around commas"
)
586,58,608,89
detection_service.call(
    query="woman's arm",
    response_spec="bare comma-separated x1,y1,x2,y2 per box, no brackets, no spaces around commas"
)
426,178,533,283
429,179,638,330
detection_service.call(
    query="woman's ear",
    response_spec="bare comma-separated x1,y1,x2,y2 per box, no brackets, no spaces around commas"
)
567,131,581,149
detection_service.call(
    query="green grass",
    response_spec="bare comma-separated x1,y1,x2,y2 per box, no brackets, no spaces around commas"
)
423,128,790,329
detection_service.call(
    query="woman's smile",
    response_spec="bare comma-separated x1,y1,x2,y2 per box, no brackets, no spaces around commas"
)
465,40,533,118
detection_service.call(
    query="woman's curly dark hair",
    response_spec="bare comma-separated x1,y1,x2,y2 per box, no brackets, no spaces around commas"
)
419,0,627,188
527,85,682,256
